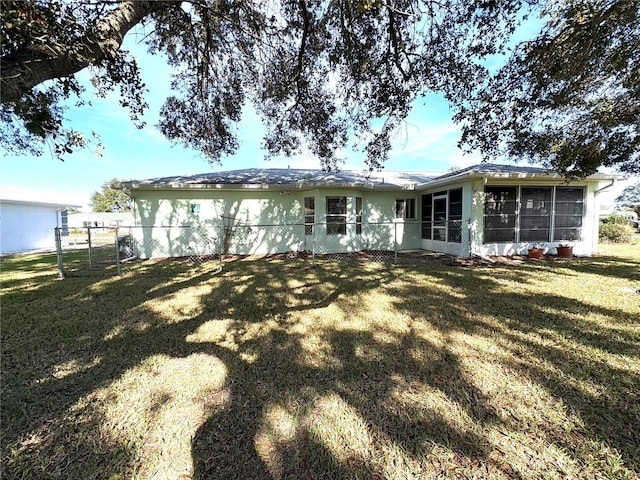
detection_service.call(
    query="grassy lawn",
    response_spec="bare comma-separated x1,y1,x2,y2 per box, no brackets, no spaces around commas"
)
2,244,639,479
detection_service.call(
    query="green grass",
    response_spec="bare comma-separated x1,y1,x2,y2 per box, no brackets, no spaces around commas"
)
2,244,639,479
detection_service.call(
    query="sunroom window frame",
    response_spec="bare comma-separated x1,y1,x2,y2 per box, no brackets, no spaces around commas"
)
482,185,586,244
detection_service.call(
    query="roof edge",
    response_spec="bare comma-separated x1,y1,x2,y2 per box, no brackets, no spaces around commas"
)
0,198,81,209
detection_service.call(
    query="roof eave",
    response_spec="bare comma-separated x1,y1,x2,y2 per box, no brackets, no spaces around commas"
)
416,170,618,190
0,199,81,209
468,171,620,182
117,181,419,191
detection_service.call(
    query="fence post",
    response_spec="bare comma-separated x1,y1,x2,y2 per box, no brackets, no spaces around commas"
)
55,227,65,278
87,227,93,269
217,225,223,271
218,225,224,268
394,222,398,263
115,227,121,275
312,223,316,263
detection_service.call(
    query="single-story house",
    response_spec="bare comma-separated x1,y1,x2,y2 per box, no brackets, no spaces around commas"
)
0,197,76,254
116,163,617,259
68,211,134,229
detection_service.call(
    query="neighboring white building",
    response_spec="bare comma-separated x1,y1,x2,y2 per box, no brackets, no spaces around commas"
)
68,211,133,229
116,164,618,259
0,197,75,254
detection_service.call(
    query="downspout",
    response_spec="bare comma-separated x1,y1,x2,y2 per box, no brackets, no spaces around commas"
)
595,179,616,195
55,208,67,278
123,187,137,227
117,183,136,226
593,179,616,255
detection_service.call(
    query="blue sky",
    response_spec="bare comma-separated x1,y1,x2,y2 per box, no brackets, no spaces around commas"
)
0,15,633,210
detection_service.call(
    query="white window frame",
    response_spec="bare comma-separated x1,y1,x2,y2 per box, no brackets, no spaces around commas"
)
395,198,416,220
304,196,315,236
326,196,347,235
482,185,585,244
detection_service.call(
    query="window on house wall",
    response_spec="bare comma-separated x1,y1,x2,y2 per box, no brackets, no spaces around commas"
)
355,197,363,235
554,187,584,241
421,193,432,239
326,196,347,235
520,187,552,241
395,198,416,219
484,186,517,243
304,196,315,235
190,203,201,214
448,188,463,243
60,210,69,235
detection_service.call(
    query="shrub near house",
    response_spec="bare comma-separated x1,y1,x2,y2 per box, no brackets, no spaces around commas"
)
599,214,636,243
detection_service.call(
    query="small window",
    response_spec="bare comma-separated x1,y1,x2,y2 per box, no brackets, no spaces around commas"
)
395,198,416,219
355,197,363,235
326,196,347,235
60,209,69,236
190,204,201,214
304,197,315,235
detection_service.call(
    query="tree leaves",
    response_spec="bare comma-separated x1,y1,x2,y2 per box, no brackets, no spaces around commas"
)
6,1,636,177
1,0,538,170
457,0,640,177
90,179,131,212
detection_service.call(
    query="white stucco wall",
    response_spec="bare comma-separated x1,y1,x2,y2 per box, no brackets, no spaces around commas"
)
131,189,305,257
128,177,604,259
361,190,421,252
130,188,422,257
0,201,61,253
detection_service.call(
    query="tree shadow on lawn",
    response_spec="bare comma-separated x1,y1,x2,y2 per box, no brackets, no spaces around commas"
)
572,252,640,274
2,258,507,478
3,260,399,477
2,256,638,478
190,324,507,479
390,266,640,473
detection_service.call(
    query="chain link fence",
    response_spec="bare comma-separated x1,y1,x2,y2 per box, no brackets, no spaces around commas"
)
55,226,223,277
55,227,120,277
55,221,457,277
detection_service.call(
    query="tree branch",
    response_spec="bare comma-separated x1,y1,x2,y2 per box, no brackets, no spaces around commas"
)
1,1,177,103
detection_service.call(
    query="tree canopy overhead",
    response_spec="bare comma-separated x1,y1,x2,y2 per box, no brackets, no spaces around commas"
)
456,0,640,177
1,0,638,177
